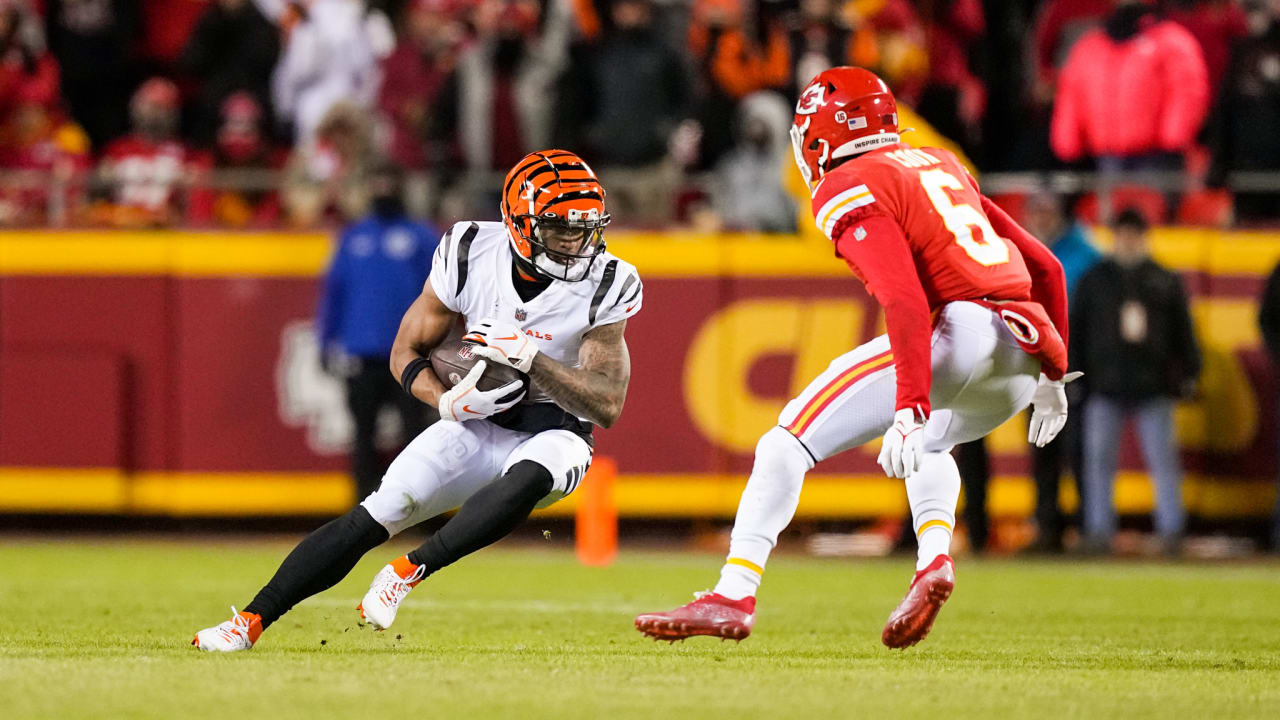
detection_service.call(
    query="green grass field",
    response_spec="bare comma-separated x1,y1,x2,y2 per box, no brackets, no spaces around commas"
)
1,538,1278,719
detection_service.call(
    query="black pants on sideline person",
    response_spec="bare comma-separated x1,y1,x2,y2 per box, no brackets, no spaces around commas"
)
956,440,990,553
1029,391,1087,552
347,356,435,501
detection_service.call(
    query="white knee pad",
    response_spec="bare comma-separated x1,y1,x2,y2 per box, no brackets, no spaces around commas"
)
360,477,421,538
754,426,816,481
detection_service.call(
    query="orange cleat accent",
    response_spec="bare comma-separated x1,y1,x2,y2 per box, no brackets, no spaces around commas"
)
390,555,424,584
191,607,262,651
634,593,755,642
881,554,955,649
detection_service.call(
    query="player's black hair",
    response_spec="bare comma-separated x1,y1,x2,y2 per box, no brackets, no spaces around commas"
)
1112,207,1150,234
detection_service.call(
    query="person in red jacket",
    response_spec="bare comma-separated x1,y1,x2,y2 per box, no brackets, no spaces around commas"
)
95,77,212,227
636,67,1075,650
1051,0,1209,168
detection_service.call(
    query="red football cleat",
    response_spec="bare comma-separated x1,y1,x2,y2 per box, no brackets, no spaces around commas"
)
881,554,955,649
634,592,756,642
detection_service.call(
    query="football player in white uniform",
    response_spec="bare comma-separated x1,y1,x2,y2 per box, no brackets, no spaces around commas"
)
193,150,642,651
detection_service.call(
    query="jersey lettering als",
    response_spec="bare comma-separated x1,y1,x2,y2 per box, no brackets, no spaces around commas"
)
811,143,1032,307
428,221,642,410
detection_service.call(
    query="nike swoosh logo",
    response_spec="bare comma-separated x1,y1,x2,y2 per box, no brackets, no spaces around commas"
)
497,334,519,341
462,405,482,415
625,305,636,313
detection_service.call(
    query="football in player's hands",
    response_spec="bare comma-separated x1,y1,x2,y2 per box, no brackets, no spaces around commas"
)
429,339,527,399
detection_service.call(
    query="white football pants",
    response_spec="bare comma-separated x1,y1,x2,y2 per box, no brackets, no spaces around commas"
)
361,420,593,537
720,302,1041,591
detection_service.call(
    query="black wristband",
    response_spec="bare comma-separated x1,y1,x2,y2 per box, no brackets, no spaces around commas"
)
400,357,432,398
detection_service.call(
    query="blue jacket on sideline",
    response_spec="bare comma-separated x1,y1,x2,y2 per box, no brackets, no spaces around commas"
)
317,215,439,357
1050,222,1102,299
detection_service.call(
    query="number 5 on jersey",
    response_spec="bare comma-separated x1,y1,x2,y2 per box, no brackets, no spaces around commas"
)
918,169,1010,267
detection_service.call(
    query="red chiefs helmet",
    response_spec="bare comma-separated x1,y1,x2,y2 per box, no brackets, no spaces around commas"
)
790,67,899,188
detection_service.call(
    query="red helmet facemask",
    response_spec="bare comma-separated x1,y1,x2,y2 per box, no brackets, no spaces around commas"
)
790,67,900,189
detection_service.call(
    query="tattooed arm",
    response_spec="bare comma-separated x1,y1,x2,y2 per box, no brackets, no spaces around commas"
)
528,320,631,428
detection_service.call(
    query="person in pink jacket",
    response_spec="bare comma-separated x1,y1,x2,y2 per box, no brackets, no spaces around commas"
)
1051,0,1209,168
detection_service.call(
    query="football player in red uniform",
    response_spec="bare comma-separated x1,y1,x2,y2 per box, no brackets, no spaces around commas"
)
636,67,1076,649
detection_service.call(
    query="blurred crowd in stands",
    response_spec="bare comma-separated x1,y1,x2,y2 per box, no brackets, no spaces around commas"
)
0,0,1278,229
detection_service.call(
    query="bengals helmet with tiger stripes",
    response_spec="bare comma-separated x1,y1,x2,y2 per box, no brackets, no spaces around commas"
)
501,149,611,282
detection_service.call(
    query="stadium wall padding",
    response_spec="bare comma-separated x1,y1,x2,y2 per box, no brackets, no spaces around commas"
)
0,228,1277,519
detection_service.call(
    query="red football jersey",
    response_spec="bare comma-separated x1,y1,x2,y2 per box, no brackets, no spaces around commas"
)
811,142,1032,308
809,142,1067,416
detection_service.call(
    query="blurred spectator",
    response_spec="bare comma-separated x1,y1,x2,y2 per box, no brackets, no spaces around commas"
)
45,0,139,147
94,77,211,226
1165,0,1248,102
1207,0,1280,222
429,0,568,214
0,0,60,128
558,0,688,224
784,0,878,100
272,0,394,144
1023,191,1102,553
711,90,795,232
688,0,790,170
180,0,281,146
1051,0,1209,173
851,0,929,104
915,0,986,156
203,92,286,227
140,0,210,70
1030,0,1112,102
378,0,464,171
281,101,375,227
0,102,90,224
1256,257,1280,552
1071,208,1201,555
316,162,438,500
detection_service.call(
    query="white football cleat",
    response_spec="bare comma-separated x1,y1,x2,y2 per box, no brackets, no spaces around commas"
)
358,561,425,630
192,606,262,652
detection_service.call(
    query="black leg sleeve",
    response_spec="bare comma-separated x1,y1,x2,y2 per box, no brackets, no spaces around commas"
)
244,505,389,629
406,460,553,576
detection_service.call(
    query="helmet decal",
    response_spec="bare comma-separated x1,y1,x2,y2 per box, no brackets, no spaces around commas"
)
795,82,829,115
790,67,900,190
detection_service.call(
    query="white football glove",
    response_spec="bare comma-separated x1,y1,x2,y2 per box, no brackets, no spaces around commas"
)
1027,371,1084,448
463,318,539,373
436,360,525,422
878,408,926,479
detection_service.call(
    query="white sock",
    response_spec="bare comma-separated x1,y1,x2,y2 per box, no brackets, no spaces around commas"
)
712,427,813,600
916,526,953,569
906,451,961,571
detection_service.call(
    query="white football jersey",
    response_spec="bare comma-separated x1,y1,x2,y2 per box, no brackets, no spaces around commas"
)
428,221,642,426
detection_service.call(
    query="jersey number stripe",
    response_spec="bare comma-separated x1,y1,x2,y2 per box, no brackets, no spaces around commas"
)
918,169,1010,267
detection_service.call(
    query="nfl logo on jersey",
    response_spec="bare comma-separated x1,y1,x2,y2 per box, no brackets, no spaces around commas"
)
514,308,527,322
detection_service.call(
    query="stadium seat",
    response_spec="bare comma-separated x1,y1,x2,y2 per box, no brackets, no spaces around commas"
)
1075,186,1168,225
1176,189,1233,227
